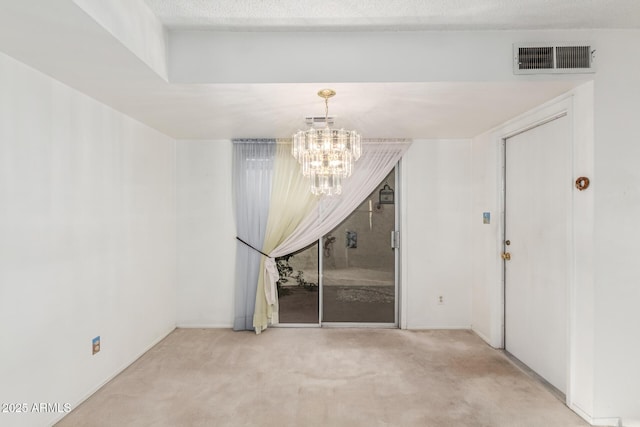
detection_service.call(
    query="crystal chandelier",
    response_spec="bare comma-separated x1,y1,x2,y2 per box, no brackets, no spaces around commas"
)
292,89,362,196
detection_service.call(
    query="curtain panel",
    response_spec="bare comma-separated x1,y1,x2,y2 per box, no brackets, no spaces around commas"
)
232,140,276,331
253,143,319,332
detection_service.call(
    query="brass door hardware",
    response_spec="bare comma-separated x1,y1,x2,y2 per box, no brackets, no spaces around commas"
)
575,176,590,191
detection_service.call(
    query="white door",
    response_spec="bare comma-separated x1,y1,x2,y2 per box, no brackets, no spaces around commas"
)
504,115,571,394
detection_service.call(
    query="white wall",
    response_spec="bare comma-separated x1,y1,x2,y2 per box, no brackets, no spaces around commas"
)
470,130,501,345
591,31,640,425
73,0,169,80
176,141,235,327
402,140,473,329
0,52,176,427
168,29,600,85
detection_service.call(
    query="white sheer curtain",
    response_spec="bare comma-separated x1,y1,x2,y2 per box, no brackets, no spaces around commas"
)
232,140,276,331
274,140,411,256
257,140,411,332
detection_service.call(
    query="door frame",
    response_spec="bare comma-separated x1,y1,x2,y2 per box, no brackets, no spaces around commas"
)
501,110,572,395
492,93,594,414
276,161,403,329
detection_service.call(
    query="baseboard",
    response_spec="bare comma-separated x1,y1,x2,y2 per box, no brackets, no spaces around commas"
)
570,403,596,425
470,328,493,346
50,326,176,426
405,325,472,330
569,403,621,427
175,323,233,329
592,418,622,427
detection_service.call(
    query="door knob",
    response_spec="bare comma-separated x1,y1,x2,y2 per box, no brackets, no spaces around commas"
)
501,252,511,261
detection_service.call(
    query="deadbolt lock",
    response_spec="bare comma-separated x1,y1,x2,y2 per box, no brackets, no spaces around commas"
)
501,252,511,261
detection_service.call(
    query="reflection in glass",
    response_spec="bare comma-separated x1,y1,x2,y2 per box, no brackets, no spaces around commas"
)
322,169,396,323
277,243,319,323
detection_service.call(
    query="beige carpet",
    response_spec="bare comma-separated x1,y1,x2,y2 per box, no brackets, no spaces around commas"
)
57,328,588,427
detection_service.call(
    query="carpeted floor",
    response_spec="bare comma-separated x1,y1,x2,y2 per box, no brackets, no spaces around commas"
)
56,328,589,427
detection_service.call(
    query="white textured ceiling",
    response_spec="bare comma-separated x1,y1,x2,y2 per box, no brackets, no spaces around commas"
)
127,81,582,139
144,0,640,30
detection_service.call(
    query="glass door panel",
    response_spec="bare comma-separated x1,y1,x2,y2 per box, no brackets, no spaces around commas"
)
322,168,397,324
277,242,319,324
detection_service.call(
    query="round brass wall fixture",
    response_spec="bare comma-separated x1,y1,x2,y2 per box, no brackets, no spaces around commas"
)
575,176,590,191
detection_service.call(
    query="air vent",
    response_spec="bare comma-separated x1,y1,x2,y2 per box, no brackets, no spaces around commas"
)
514,43,595,74
305,116,335,126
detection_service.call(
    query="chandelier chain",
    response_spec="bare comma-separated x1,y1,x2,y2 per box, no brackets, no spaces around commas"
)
325,97,329,123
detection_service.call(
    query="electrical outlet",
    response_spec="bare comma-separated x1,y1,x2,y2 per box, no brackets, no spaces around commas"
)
438,296,444,305
92,336,100,355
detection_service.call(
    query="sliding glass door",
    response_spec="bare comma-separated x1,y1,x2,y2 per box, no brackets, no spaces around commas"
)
278,167,398,326
321,168,397,325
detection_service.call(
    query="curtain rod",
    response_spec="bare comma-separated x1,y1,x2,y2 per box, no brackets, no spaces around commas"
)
232,138,276,144
233,138,412,144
